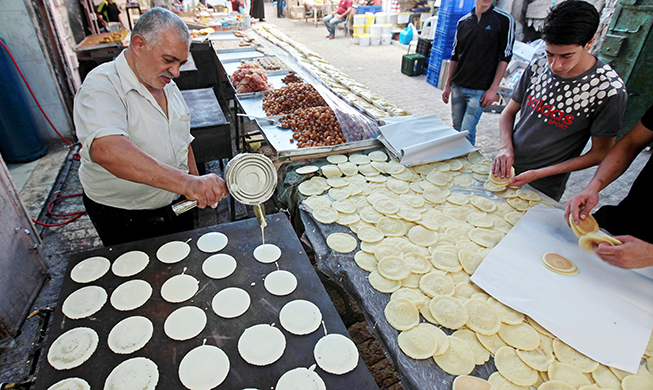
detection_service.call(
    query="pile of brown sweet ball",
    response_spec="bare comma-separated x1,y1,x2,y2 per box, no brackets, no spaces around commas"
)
262,83,346,148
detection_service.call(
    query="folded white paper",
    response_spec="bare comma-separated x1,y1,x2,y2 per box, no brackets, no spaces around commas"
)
377,114,476,166
471,205,653,373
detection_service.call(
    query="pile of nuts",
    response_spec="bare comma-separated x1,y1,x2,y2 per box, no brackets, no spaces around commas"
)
288,107,346,148
262,83,327,116
282,71,303,85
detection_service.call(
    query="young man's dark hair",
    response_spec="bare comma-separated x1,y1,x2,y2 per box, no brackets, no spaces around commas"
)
541,0,599,46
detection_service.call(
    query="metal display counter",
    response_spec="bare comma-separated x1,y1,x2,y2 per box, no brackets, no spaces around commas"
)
34,214,378,390
213,31,383,160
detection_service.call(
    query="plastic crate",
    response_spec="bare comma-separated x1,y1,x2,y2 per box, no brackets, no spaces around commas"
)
357,5,383,14
426,63,440,87
402,54,426,76
416,37,433,57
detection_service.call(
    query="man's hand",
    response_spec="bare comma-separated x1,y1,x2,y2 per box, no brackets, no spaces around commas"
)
508,169,539,188
480,87,497,108
492,147,514,178
564,187,599,226
596,236,653,269
442,85,451,104
183,174,229,209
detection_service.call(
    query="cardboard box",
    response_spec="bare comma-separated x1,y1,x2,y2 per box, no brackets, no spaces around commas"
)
290,6,305,19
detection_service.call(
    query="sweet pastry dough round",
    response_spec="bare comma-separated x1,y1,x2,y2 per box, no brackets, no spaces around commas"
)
431,249,463,272
408,225,439,247
432,336,475,375
202,253,237,279
552,339,599,373
452,329,490,364
197,232,228,253
112,251,149,277
494,346,539,387
548,361,591,388
467,213,494,228
385,161,406,175
377,217,408,237
305,195,332,210
238,324,286,366
71,256,110,284
369,151,388,162
621,375,653,390
313,333,359,375
516,189,541,202
477,333,509,354
542,253,579,276
397,207,423,223
504,212,523,226
156,241,191,264
313,206,338,224
468,228,502,248
464,299,501,336
453,174,475,188
328,187,351,200
47,378,90,390
320,164,342,178
108,316,153,354
387,178,410,194
359,206,383,224
384,298,419,331
276,366,326,390
354,251,378,271
516,346,555,372
264,270,297,296
489,167,515,186
47,327,98,370
357,226,384,243
377,256,411,281
397,325,439,359
391,287,426,308
578,233,621,251
484,180,507,193
299,180,326,196
279,299,322,335
507,197,531,212
164,306,206,341
498,322,540,351
429,295,468,329
404,252,431,274
568,213,599,237
372,198,400,214
104,357,158,390
253,244,282,263
326,232,357,253
368,270,401,293
178,345,229,390
62,286,107,319
338,161,358,176
326,154,348,164
160,274,199,303
419,272,454,298
295,165,319,175
111,279,152,311
332,198,357,214
470,196,497,213
212,287,251,318
487,298,524,325
488,372,530,390
423,187,447,204
459,249,484,275
538,380,578,390
591,364,622,389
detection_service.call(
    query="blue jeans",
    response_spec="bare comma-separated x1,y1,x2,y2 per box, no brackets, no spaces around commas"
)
324,14,346,36
451,84,485,146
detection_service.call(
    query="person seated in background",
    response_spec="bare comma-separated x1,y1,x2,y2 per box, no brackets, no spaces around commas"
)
324,0,353,39
231,0,244,13
565,104,653,269
96,0,121,29
491,0,628,201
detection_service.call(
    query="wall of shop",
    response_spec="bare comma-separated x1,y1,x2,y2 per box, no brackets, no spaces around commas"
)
0,0,74,142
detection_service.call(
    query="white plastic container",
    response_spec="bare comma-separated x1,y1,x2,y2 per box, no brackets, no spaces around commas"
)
387,13,398,25
353,35,360,44
381,33,392,45
381,24,392,35
353,14,366,25
353,25,365,34
369,24,383,36
375,12,387,24
359,34,371,46
370,35,381,45
421,16,437,40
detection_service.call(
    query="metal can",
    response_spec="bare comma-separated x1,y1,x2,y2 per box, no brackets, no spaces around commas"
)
225,153,277,206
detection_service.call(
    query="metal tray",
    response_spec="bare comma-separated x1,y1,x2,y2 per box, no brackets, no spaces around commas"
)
218,49,265,63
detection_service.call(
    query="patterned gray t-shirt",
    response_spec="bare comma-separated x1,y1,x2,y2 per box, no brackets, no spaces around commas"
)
510,56,627,200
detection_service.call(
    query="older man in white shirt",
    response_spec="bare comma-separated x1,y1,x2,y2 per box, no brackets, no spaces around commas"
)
74,8,228,246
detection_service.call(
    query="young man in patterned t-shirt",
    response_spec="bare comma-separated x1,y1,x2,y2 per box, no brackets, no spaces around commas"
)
491,0,627,201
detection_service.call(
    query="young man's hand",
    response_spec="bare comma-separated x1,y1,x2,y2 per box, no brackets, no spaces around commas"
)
595,236,653,269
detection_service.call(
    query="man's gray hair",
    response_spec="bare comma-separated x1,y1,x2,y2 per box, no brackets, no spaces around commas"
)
131,8,191,48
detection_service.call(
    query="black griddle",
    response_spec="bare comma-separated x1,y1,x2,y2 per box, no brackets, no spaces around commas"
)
34,213,379,390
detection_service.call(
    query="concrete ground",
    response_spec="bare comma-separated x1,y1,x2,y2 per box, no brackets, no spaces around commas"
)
1,5,649,388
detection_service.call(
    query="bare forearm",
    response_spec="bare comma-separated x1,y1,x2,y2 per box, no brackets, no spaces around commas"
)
498,101,518,151
488,61,508,92
188,146,199,176
444,60,457,89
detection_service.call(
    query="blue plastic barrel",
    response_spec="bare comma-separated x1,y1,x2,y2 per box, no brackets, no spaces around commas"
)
0,38,47,163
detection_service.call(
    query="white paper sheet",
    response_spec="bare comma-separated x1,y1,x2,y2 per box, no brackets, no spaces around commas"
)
377,115,476,166
471,205,653,373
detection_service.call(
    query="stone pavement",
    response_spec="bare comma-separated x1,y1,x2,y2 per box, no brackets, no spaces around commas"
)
259,2,650,209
